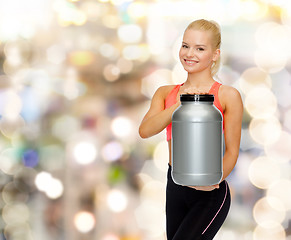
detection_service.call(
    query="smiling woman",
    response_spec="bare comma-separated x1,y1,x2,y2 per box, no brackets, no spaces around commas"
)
179,29,220,76
180,20,221,77
139,19,243,239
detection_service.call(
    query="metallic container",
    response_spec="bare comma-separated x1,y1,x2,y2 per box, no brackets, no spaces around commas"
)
171,94,223,186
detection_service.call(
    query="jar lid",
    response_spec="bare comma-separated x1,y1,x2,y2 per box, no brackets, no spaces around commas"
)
180,94,214,102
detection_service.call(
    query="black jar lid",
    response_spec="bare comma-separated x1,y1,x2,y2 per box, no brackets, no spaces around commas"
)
180,94,214,102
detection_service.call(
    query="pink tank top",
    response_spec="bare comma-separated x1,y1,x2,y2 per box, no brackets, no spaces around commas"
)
165,81,224,141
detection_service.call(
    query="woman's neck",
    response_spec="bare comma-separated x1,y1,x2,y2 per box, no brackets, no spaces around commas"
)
183,71,215,89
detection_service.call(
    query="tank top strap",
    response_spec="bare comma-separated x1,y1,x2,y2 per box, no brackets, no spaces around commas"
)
165,84,183,109
208,81,221,95
165,84,183,141
209,81,224,130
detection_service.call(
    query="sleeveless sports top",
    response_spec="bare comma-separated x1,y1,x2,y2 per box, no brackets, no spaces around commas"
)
165,81,224,141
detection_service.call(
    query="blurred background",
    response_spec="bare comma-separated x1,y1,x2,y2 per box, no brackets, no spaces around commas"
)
0,0,291,239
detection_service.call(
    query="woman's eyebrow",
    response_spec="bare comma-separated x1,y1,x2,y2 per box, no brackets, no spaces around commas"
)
182,42,206,47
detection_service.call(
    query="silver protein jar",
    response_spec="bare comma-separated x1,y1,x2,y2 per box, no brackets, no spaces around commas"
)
171,94,223,186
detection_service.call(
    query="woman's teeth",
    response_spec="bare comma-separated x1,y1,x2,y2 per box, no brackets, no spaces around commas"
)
185,60,198,64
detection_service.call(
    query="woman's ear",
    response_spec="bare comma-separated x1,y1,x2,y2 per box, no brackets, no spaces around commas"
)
212,49,220,61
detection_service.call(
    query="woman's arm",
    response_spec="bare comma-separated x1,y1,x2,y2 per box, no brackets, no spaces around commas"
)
190,86,243,191
139,86,180,139
220,85,243,181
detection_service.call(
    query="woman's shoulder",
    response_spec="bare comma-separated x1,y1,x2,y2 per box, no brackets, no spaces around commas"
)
220,85,241,98
155,84,179,99
219,84,243,107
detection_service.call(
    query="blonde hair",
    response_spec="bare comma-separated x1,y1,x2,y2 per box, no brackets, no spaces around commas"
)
185,19,221,77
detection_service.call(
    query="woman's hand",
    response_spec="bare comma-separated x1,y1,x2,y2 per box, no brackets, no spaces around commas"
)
175,86,196,103
177,86,208,101
187,184,220,191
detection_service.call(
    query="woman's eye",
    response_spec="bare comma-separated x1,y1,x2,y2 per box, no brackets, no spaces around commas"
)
182,45,188,48
197,48,205,51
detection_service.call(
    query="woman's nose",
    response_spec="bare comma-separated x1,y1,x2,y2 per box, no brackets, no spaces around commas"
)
186,48,195,58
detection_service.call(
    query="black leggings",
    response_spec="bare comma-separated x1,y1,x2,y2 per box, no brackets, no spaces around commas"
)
166,165,231,240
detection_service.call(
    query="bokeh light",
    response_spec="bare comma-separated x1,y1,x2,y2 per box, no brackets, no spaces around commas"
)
2,181,29,204
4,222,33,240
140,180,165,204
74,211,96,233
101,141,124,162
240,0,268,21
35,172,53,192
141,69,173,98
0,115,26,138
111,116,133,139
102,233,120,240
122,44,150,61
239,67,272,94
38,145,65,171
69,51,95,66
0,148,21,175
102,14,121,28
281,1,291,25
127,2,148,19
134,199,166,238
254,22,291,73
118,24,143,43
0,0,49,41
249,117,281,146
253,223,286,240
248,156,280,189
46,44,66,64
103,64,121,82
245,86,277,119
99,43,119,59
284,108,291,131
110,0,133,6
54,1,87,26
22,149,39,168
116,58,133,74
34,172,64,199
52,115,81,142
253,197,285,228
0,89,22,120
254,49,286,73
271,69,291,108
106,189,128,212
73,141,98,165
45,178,64,199
267,179,291,210
153,140,168,172
2,203,30,225
264,131,291,163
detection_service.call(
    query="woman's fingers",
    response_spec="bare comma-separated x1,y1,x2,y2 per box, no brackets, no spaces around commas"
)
182,87,208,95
187,184,220,191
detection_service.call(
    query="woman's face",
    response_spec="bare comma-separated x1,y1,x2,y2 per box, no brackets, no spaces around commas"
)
179,29,219,74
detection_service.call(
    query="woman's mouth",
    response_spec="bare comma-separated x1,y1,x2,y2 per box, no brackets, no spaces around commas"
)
184,59,199,65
